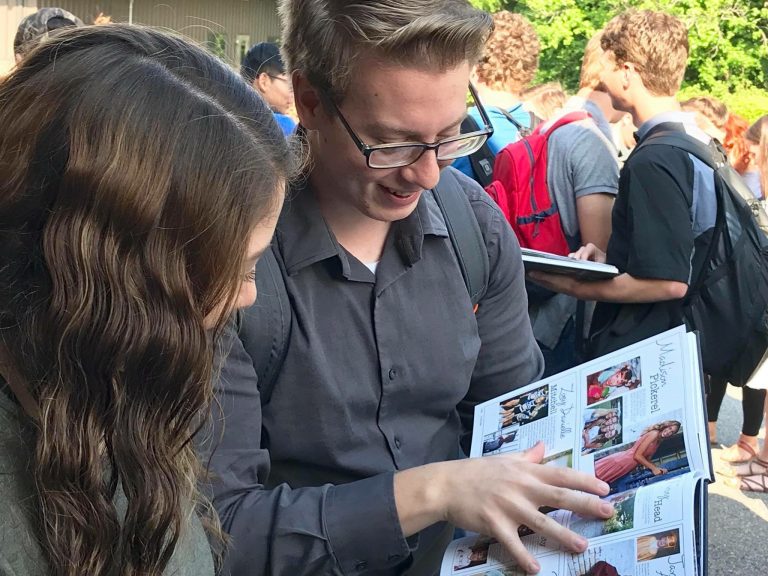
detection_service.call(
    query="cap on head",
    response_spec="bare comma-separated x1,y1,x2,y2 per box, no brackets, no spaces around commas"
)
241,42,286,84
14,7,83,56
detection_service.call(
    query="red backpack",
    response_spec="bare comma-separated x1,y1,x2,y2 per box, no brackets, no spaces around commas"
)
485,111,589,256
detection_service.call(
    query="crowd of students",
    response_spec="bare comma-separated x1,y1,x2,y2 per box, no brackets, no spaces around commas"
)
0,2,766,576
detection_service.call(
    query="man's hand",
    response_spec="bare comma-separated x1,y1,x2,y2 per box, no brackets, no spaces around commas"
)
525,243,606,298
569,243,607,263
526,270,582,297
395,443,613,574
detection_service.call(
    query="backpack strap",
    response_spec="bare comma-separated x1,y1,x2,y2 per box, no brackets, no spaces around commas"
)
461,114,495,187
240,171,489,402
634,130,727,303
537,110,590,136
237,246,292,404
496,107,530,137
432,168,490,306
461,106,533,188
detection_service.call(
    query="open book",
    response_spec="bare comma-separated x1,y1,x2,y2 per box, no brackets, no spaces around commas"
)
441,326,712,576
521,248,619,280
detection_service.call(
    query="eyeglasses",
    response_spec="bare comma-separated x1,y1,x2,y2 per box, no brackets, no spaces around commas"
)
267,74,290,84
328,83,494,169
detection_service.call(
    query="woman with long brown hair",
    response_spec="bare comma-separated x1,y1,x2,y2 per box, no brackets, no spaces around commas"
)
0,24,296,575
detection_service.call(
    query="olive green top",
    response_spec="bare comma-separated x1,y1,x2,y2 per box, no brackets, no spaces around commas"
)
0,386,215,575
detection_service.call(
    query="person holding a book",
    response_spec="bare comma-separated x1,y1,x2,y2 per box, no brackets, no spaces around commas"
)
207,1,615,575
526,10,717,363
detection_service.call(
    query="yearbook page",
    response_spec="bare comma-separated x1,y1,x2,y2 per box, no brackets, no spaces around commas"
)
469,326,709,488
448,326,711,576
440,474,702,576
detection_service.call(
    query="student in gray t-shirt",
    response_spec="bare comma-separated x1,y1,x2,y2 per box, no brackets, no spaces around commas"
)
529,32,622,376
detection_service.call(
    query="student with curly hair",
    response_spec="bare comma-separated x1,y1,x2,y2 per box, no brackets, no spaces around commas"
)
453,10,541,181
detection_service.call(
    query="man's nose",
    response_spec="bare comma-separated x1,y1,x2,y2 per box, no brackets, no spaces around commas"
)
399,149,442,191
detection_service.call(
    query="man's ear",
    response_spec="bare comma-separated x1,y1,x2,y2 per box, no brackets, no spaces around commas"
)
469,66,480,86
621,62,636,90
254,72,270,95
292,72,326,130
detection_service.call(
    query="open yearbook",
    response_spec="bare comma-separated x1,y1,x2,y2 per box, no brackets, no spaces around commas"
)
521,248,619,280
441,326,713,576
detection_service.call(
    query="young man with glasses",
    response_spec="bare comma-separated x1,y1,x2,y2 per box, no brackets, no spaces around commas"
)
241,41,296,135
209,2,613,575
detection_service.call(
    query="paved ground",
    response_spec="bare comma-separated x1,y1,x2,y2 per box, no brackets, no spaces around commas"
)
707,386,767,576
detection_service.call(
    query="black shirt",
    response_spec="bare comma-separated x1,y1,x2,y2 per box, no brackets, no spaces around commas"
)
590,115,716,351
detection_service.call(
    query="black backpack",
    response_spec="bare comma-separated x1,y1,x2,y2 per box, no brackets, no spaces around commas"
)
461,107,541,187
637,130,768,386
238,168,490,402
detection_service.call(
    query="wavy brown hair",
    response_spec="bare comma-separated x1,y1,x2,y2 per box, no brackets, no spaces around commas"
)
475,11,539,95
0,25,295,575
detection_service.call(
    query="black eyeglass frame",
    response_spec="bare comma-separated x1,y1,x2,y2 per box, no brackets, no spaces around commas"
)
328,83,495,169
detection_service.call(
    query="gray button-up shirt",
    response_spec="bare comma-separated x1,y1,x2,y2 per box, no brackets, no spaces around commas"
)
207,168,543,576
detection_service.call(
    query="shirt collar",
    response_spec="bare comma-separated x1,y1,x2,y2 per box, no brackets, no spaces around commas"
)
636,111,701,141
277,178,450,276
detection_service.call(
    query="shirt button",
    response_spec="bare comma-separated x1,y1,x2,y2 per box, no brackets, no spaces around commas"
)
388,368,397,380
394,437,402,449
355,560,368,571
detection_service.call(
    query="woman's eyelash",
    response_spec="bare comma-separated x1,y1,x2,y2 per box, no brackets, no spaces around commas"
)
244,268,257,282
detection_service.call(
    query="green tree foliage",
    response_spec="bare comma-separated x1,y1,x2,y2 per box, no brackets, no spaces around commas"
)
469,0,768,120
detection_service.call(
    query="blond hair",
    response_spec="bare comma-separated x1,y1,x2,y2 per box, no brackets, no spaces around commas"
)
601,10,689,96
521,82,567,121
680,96,728,129
279,0,492,103
579,32,605,90
475,11,540,94
680,96,728,141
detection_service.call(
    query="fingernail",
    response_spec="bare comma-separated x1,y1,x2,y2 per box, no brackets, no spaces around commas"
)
574,536,588,550
599,481,610,493
528,560,540,573
601,502,615,516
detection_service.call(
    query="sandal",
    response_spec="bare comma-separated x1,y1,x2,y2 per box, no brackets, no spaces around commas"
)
719,439,759,464
725,471,768,493
721,458,768,478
